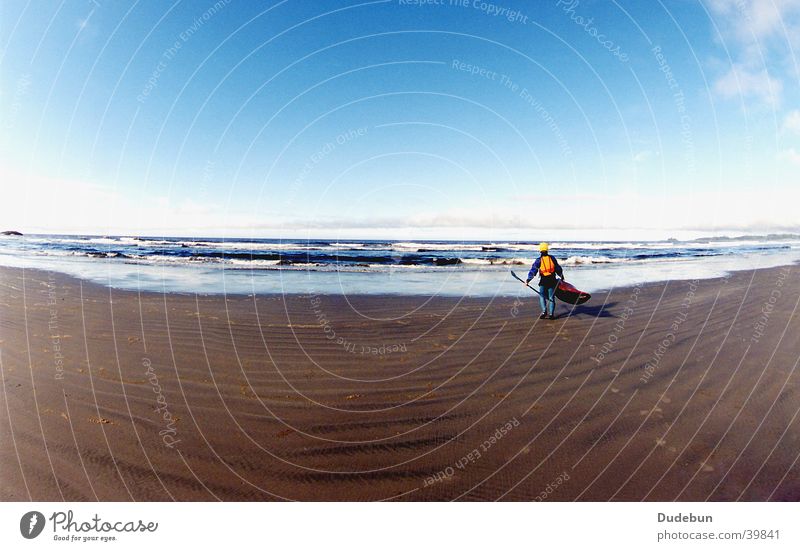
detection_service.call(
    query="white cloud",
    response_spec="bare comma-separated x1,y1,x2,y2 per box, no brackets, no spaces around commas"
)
249,190,800,236
713,64,782,105
0,168,257,236
778,147,800,164
707,0,800,39
783,109,800,133
707,0,800,107
2,168,797,240
633,150,653,163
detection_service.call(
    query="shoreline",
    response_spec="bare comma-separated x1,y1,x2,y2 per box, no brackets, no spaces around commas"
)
1,264,798,501
0,252,798,299
2,233,799,298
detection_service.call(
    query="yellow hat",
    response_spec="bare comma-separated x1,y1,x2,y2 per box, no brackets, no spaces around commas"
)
538,242,549,252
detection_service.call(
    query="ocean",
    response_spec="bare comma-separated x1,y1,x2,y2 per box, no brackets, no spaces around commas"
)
1,234,798,296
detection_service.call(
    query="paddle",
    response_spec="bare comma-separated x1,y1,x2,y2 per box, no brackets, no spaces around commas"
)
510,270,557,306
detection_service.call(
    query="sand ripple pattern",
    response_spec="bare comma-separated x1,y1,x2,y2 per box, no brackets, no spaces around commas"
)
1,265,799,501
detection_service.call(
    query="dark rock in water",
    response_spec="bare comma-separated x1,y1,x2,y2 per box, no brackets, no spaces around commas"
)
1,230,22,236
434,257,462,266
276,259,293,266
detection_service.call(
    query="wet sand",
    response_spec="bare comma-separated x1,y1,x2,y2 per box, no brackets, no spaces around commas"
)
0,264,798,501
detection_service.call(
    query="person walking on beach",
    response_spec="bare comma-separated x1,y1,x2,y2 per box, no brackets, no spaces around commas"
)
525,242,564,320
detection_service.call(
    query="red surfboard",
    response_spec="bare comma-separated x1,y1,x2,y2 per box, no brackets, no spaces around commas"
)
554,281,591,305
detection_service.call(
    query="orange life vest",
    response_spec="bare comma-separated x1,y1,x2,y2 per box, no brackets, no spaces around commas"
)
539,255,555,276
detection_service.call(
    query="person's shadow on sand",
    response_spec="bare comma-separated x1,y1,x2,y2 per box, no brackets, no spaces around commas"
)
565,302,617,318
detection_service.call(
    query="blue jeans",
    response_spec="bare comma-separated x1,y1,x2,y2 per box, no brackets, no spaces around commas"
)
539,285,556,315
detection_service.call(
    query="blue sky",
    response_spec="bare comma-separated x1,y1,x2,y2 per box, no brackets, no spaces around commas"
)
1,0,798,239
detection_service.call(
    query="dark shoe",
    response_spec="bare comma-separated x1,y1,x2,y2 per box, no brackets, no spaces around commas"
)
539,312,547,319
548,314,557,320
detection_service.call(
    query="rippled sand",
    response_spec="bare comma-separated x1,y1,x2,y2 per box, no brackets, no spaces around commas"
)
1,265,797,501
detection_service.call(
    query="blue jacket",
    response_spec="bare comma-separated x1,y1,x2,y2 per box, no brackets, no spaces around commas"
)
527,254,564,283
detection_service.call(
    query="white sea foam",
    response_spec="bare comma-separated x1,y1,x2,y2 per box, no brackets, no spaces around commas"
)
561,255,619,265
227,258,282,267
1,237,798,296
392,242,475,251
459,257,529,266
